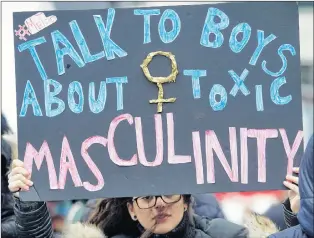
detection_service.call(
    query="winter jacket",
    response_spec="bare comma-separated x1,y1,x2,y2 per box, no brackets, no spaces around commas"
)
282,198,299,228
1,114,18,238
110,215,248,238
62,223,105,238
263,202,287,231
192,194,225,219
243,212,279,237
62,216,247,238
262,198,300,231
269,135,314,238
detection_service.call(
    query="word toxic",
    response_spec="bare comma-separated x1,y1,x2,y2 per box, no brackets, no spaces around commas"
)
183,69,291,112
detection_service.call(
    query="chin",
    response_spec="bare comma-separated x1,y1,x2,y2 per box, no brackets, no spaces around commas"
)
153,224,174,235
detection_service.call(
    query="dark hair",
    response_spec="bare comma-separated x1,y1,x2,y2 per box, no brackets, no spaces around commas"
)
88,195,192,237
1,113,11,136
1,113,12,179
1,113,13,201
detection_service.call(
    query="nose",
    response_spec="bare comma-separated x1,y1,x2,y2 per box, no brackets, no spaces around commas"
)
155,196,166,208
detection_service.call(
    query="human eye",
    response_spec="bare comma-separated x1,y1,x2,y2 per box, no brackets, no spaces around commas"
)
139,196,153,201
164,195,173,199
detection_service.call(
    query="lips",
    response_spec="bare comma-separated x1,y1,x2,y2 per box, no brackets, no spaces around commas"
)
154,213,170,223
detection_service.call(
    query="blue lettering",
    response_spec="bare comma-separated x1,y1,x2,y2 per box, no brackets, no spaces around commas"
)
106,77,128,111
229,69,250,96
19,80,43,117
51,30,85,76
200,8,229,48
68,81,84,113
44,79,65,117
69,20,105,63
89,81,107,114
255,85,264,111
209,84,227,111
18,37,47,81
249,30,277,66
94,9,128,60
270,77,292,105
262,44,296,77
183,69,207,99
229,23,251,53
134,9,160,44
158,9,181,43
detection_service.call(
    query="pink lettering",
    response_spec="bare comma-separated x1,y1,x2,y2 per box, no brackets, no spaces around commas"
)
23,141,58,189
205,131,215,183
81,136,107,191
135,114,163,167
108,114,137,166
192,131,204,184
205,130,239,183
167,113,191,164
248,129,278,182
229,127,239,182
59,136,83,189
279,129,303,176
240,128,248,184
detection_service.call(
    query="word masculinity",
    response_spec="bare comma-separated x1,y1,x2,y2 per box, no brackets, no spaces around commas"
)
18,7,295,117
24,112,303,192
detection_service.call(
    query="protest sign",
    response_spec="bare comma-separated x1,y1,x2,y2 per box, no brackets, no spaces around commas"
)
13,2,304,201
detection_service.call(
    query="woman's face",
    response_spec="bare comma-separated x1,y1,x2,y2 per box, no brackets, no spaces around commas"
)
127,195,187,234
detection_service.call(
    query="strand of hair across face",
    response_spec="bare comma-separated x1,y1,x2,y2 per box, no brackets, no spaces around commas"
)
139,220,157,238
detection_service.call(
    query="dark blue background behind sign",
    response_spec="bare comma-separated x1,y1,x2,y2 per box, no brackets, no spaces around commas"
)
13,2,303,201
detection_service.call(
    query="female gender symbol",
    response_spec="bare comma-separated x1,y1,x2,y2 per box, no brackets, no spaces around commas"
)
140,51,178,113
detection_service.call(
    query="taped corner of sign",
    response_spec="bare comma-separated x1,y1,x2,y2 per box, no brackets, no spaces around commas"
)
24,12,57,35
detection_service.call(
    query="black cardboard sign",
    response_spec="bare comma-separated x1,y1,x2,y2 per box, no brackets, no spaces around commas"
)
13,2,304,201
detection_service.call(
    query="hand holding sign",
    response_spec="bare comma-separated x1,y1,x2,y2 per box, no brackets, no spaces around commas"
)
8,159,33,197
284,167,300,214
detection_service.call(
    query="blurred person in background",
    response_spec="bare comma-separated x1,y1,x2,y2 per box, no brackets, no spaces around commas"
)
47,200,73,233
192,194,225,220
